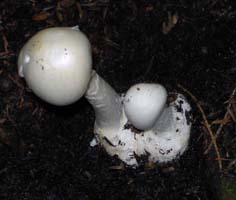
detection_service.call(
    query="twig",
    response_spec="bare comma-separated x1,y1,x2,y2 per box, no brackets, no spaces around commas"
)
204,111,229,154
205,87,236,154
76,1,84,19
228,108,236,123
2,33,9,52
178,84,222,170
8,74,24,89
0,51,14,59
227,159,236,170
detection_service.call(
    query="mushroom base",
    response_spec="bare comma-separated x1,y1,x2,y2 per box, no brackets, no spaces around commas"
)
90,93,192,166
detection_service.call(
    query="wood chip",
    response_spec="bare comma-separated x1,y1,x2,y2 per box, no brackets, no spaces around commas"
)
32,11,50,21
162,12,179,34
0,118,6,124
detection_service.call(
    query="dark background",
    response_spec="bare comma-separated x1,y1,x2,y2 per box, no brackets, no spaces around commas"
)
0,0,236,199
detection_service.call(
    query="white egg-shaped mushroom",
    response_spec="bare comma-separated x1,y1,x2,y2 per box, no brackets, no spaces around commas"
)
123,83,167,130
18,26,92,106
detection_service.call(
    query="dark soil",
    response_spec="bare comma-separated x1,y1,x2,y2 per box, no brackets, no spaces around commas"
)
1,0,236,199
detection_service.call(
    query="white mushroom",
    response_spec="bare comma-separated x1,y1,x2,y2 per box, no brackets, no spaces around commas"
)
123,84,167,130
90,83,192,166
18,26,192,166
18,26,92,106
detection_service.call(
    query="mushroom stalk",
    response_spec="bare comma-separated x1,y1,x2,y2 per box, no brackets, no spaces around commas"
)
151,107,174,137
85,71,122,131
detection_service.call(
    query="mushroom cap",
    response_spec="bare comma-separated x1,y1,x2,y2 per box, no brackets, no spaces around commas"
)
124,83,167,130
18,26,92,106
